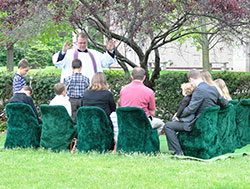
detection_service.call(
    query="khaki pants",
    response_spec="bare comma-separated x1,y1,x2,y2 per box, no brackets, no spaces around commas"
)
150,117,165,135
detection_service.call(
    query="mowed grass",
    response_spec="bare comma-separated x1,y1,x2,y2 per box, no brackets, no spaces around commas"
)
0,66,62,74
1,134,250,188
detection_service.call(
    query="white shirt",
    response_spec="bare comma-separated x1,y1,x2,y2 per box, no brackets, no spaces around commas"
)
49,95,72,116
110,111,118,135
52,48,117,82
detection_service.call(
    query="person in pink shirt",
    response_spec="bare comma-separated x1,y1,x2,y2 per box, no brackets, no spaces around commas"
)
120,67,164,135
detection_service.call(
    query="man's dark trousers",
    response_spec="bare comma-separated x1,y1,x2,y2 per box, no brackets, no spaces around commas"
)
164,121,192,155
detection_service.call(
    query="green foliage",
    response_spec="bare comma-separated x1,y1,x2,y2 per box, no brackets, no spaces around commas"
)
0,72,13,107
155,71,188,121
155,71,250,122
0,28,73,69
0,44,25,67
31,73,60,105
24,41,55,69
0,71,60,112
104,70,129,101
0,69,249,122
212,71,250,100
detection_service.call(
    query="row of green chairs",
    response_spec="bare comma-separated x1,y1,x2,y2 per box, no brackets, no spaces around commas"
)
4,104,159,154
178,99,250,159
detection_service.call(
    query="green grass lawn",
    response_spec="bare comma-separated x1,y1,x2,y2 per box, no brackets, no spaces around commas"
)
1,134,250,188
0,66,62,74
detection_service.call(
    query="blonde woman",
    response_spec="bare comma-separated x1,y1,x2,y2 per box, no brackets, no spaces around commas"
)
201,70,223,96
214,79,232,100
81,72,116,121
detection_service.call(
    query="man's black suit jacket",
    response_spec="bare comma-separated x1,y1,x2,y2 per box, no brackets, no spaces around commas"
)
180,82,228,131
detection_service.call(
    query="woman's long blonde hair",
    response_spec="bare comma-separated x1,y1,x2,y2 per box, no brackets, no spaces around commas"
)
214,79,232,100
201,70,223,96
88,72,108,91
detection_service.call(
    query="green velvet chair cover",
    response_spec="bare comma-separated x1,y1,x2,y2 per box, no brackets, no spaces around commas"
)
76,106,114,152
40,104,77,151
116,107,159,154
178,106,220,159
4,103,41,149
217,104,238,154
229,99,239,105
235,99,250,147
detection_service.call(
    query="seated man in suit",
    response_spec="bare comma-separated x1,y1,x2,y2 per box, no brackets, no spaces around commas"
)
164,69,228,155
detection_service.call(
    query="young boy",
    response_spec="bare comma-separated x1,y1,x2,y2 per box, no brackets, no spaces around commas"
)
13,59,30,93
64,59,90,122
50,83,72,117
10,86,41,123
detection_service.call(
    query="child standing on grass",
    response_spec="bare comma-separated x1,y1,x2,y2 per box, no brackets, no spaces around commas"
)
13,59,30,93
64,59,90,123
173,82,195,122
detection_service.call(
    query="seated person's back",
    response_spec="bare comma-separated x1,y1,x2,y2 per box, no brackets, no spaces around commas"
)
10,86,41,123
81,72,116,118
50,83,72,116
120,67,164,135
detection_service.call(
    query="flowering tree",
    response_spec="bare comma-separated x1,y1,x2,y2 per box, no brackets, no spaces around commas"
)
1,0,249,87
0,0,71,71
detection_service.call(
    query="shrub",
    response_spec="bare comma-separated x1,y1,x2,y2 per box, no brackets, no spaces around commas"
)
155,71,250,121
0,70,249,122
24,41,54,69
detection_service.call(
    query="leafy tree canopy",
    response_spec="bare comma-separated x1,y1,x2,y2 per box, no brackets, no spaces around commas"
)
0,0,249,87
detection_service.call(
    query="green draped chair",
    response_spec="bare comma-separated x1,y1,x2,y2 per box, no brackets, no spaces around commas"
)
76,106,114,152
235,99,250,147
4,103,41,149
229,99,239,105
116,107,159,154
40,105,77,151
178,106,220,159
217,103,238,154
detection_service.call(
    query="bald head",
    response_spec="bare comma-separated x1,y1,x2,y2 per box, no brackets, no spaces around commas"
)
132,67,145,81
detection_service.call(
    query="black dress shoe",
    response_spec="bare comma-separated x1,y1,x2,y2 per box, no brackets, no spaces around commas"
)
172,151,184,156
176,152,184,156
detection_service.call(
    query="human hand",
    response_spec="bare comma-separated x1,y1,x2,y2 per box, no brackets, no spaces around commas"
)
172,113,177,121
106,40,115,51
62,40,72,52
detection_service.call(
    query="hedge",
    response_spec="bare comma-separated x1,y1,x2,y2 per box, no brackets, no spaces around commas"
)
155,71,250,121
0,70,249,122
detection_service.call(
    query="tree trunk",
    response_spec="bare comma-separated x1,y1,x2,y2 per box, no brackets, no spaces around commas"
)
201,34,211,71
148,48,161,89
6,44,14,72
200,17,211,71
246,41,250,75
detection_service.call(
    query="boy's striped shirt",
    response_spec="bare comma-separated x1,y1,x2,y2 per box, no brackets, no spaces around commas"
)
13,73,26,93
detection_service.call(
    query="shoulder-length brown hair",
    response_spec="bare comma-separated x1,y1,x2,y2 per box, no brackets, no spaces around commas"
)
88,72,109,91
